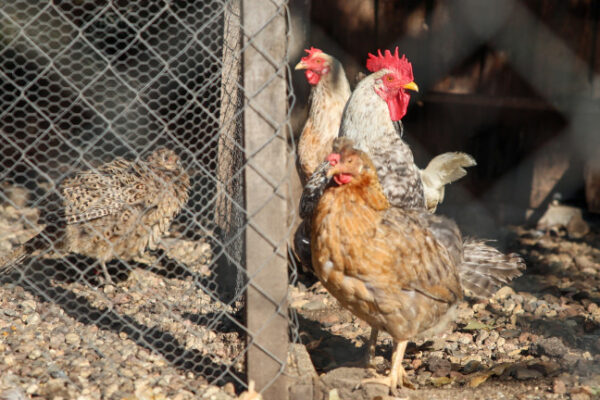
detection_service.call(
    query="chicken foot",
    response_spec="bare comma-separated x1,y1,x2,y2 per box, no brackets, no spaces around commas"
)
360,340,414,393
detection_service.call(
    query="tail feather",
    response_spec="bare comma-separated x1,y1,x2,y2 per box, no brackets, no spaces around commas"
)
0,232,53,275
421,152,476,212
459,238,525,299
293,219,313,273
423,152,477,186
0,245,28,275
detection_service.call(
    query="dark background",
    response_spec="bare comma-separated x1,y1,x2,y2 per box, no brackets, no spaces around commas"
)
289,0,600,237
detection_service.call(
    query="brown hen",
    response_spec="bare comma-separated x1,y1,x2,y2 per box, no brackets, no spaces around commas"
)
311,143,466,391
0,148,190,284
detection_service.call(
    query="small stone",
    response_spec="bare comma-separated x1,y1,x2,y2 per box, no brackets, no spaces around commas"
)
65,333,81,347
518,332,531,343
458,334,473,345
4,354,15,366
50,334,65,349
412,358,422,370
494,286,515,300
553,378,567,394
103,285,115,295
535,337,567,358
461,360,483,374
500,329,521,339
302,299,327,311
21,300,37,313
26,384,38,395
28,349,42,360
524,301,537,313
571,391,591,400
513,366,543,380
26,313,41,325
476,330,489,344
319,313,341,326
426,357,451,377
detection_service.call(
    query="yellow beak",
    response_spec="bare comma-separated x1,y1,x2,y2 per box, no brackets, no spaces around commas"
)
295,61,307,70
403,81,419,92
326,164,341,178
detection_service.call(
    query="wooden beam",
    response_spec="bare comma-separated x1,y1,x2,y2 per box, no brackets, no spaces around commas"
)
243,0,290,399
529,140,570,209
216,0,245,302
585,158,600,213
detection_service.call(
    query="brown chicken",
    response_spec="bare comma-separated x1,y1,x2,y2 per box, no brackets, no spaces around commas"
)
295,47,351,182
312,142,464,391
0,148,190,284
310,140,524,392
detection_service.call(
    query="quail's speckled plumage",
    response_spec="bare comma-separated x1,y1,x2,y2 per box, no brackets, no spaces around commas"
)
0,148,190,283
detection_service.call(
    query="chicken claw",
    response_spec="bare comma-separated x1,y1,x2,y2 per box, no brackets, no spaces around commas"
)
359,340,414,393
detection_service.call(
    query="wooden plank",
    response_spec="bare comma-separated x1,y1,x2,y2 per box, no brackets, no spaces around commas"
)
289,0,311,139
243,0,290,398
529,140,570,209
524,0,595,98
585,157,600,213
310,0,376,64
216,0,245,302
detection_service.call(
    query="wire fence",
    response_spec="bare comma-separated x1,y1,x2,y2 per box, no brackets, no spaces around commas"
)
0,0,295,398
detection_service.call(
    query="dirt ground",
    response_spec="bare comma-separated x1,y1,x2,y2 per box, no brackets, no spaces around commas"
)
0,203,245,400
2,196,600,399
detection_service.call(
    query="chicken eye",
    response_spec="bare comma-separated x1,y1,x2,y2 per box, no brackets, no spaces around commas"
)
386,75,394,82
315,59,322,63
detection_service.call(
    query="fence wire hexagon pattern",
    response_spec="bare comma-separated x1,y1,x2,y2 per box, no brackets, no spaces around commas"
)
0,1,296,398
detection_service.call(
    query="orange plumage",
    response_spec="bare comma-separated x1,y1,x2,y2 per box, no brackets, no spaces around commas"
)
311,141,465,391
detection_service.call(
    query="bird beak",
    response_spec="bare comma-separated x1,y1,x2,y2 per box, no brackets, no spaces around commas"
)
326,164,342,178
295,61,307,70
402,81,419,92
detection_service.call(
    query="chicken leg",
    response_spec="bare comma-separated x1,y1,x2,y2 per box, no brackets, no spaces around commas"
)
361,340,414,393
363,328,379,368
100,261,113,285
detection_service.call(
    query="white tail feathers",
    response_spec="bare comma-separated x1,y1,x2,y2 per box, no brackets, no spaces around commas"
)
421,152,477,212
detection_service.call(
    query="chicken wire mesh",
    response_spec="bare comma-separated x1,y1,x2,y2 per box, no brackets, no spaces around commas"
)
0,0,295,398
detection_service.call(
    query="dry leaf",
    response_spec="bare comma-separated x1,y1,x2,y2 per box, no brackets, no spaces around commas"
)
467,363,510,388
468,373,491,388
430,376,454,387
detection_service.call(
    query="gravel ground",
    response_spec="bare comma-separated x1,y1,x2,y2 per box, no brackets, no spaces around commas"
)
0,204,245,400
289,221,600,399
3,192,600,400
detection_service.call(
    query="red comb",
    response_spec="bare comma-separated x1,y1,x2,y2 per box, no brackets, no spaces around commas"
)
366,47,414,81
326,153,340,166
301,47,323,62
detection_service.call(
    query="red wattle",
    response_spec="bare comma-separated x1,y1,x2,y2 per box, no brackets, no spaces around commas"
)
386,90,410,121
333,173,352,185
305,69,321,85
